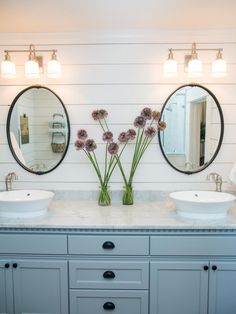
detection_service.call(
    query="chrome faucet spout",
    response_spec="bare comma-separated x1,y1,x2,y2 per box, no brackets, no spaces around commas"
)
5,172,18,191
206,172,222,192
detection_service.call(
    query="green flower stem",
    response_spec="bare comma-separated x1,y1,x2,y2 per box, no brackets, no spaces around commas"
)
104,143,108,182
84,151,103,186
106,143,127,185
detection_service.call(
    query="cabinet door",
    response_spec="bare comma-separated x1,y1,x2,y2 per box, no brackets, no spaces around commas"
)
209,261,236,314
13,260,68,314
0,261,14,314
150,261,208,314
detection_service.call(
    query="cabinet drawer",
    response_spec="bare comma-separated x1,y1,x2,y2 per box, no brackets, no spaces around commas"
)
150,236,236,256
68,235,149,255
70,290,148,314
69,260,149,289
0,234,67,254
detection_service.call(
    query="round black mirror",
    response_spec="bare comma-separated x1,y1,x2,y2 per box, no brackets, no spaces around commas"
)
7,85,70,175
158,84,224,174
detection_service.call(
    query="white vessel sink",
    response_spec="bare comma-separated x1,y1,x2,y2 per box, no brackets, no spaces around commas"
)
0,190,54,218
170,190,236,219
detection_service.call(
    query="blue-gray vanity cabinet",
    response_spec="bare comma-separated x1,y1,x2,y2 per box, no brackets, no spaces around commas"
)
208,261,236,314
0,259,68,314
0,261,14,314
150,261,208,314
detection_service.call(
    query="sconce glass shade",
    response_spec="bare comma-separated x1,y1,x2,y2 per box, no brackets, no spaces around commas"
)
25,60,40,78
163,50,177,78
188,58,202,77
47,59,61,78
212,51,227,77
1,59,16,78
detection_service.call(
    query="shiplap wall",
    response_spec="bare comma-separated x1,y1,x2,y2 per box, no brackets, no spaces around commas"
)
0,30,236,191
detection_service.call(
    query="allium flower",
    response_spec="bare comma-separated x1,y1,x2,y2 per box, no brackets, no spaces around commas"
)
152,111,161,121
145,126,157,138
134,116,146,128
141,107,152,120
118,132,128,143
126,129,136,140
75,139,85,150
102,131,113,142
158,121,167,131
108,142,119,155
92,110,100,120
77,129,88,140
85,139,97,152
99,109,108,119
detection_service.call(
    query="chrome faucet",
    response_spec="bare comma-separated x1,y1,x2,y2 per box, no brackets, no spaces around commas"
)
206,172,222,192
5,172,18,191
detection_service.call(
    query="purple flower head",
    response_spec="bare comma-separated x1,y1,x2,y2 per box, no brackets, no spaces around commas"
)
152,111,161,121
91,110,100,121
77,129,88,140
85,139,97,152
92,109,108,121
108,142,119,155
126,129,136,140
75,139,85,150
144,126,157,139
102,131,113,142
141,107,152,120
158,121,167,131
134,115,146,129
118,132,129,143
99,109,108,119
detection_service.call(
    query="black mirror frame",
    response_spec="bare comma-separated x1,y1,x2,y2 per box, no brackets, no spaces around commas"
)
158,83,224,175
6,85,70,175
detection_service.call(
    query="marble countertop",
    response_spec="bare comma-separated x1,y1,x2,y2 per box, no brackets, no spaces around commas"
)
1,199,236,230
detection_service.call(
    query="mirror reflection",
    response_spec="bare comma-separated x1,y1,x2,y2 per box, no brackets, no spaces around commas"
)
159,84,223,174
7,86,70,174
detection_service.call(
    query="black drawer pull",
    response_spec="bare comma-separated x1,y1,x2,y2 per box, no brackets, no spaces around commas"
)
103,302,115,310
102,241,115,250
5,263,10,269
103,270,115,279
203,265,209,271
212,265,217,271
12,263,18,268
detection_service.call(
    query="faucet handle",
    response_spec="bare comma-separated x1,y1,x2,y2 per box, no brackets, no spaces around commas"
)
206,172,219,181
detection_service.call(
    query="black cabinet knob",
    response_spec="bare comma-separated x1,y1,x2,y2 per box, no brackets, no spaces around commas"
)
103,302,115,310
4,263,10,269
203,265,209,271
212,265,217,271
102,241,115,250
12,263,18,268
103,270,115,279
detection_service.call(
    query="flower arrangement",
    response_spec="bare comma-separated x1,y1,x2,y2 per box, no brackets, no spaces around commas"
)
75,107,166,206
116,107,166,205
75,109,119,206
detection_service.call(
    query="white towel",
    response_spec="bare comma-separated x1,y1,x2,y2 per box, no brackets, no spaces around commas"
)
229,161,236,184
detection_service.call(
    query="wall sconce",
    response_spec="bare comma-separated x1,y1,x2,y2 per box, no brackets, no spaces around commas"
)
163,42,227,78
1,44,61,79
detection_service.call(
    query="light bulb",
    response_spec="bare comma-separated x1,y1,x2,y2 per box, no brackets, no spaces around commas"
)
212,50,227,77
163,49,177,78
25,60,40,78
47,51,61,78
1,52,16,78
188,59,202,77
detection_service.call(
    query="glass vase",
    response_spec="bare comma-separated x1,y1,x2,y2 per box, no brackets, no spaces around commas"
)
122,184,134,205
98,185,111,206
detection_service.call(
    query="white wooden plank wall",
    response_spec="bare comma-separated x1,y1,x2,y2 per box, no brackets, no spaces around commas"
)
0,30,236,191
